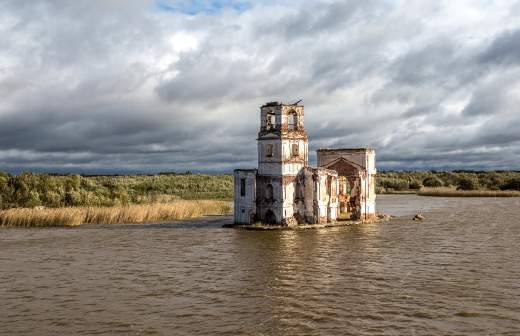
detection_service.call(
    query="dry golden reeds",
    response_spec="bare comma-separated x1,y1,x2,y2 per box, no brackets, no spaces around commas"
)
0,200,232,227
418,187,520,197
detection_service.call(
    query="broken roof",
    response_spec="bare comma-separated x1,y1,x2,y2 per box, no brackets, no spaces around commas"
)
261,100,303,108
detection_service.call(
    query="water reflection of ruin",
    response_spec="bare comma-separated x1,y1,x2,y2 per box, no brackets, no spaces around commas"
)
234,102,376,226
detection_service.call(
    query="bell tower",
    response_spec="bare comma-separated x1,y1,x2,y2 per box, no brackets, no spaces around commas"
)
256,101,308,225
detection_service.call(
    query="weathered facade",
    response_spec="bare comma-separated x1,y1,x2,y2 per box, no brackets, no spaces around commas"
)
317,148,377,220
234,102,376,226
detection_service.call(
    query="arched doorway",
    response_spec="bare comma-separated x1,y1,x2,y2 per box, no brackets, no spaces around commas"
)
264,209,277,224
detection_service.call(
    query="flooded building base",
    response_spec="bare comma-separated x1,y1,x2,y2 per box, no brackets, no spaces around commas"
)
234,102,377,227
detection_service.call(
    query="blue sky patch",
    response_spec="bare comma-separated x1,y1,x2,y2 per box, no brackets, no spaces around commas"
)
155,0,252,15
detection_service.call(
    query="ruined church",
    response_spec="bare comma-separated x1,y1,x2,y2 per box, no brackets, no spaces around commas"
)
234,102,376,226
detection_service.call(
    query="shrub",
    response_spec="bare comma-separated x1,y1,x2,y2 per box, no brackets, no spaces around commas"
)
500,178,520,191
477,173,503,190
422,176,443,187
378,178,409,191
409,180,421,190
25,190,41,208
64,190,83,206
43,191,62,207
457,178,478,190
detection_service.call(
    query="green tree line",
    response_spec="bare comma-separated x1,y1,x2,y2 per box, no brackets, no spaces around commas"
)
1,171,519,209
376,171,520,193
0,172,233,209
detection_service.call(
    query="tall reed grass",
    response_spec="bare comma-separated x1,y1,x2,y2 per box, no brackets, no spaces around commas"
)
418,187,520,197
0,200,232,227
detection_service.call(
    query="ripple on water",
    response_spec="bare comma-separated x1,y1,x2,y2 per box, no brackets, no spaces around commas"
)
1,196,520,335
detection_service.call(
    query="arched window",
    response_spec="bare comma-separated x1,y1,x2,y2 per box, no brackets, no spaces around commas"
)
288,111,297,131
266,113,275,130
266,184,274,200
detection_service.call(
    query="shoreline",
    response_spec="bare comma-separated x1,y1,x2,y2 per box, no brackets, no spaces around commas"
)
2,188,520,228
379,188,520,197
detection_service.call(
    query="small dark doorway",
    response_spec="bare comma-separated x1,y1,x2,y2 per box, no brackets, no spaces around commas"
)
264,210,277,224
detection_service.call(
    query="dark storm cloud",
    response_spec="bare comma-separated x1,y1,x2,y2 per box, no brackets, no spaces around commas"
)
479,29,520,66
1,0,520,173
256,0,385,40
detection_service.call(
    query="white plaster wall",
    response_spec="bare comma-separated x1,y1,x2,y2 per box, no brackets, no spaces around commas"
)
258,140,280,175
315,172,328,221
366,152,376,175
258,162,281,176
282,163,305,175
234,170,257,224
359,173,376,219
329,205,338,221
258,139,309,176
281,139,308,163
330,175,339,222
282,205,294,219
258,140,284,176
283,181,295,207
361,202,376,216
282,180,299,220
258,140,281,162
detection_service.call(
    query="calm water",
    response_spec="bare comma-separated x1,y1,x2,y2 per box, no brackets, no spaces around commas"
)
1,195,519,335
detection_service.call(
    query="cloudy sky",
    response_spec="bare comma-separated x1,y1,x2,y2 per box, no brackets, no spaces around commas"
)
1,0,520,173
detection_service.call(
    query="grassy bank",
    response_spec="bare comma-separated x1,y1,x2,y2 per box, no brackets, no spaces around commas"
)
0,172,232,209
1,170,519,217
0,200,232,227
417,187,520,197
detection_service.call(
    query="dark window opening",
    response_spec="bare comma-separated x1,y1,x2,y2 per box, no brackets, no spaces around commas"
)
266,184,274,200
292,143,299,157
288,111,297,131
240,178,246,197
266,113,275,130
295,181,304,200
266,144,273,158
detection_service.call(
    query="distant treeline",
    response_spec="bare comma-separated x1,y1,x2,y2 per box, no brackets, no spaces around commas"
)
377,171,520,193
0,172,233,209
1,171,520,209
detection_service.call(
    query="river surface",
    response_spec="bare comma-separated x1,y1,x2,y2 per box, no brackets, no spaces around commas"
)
1,195,519,335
